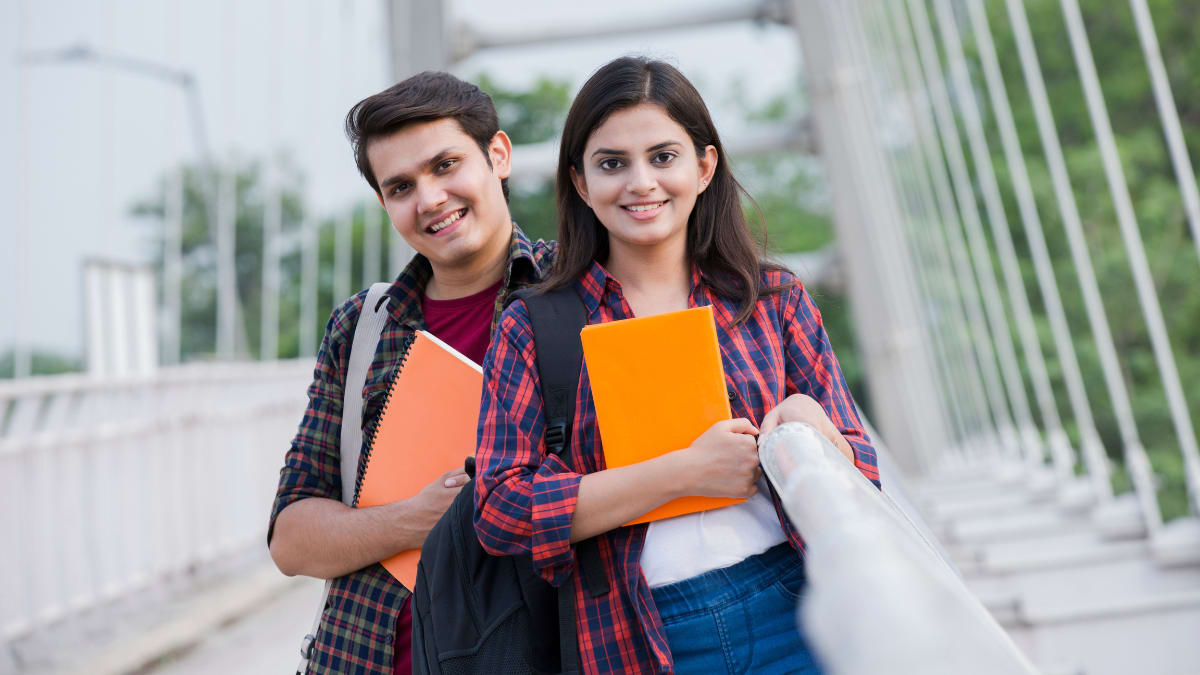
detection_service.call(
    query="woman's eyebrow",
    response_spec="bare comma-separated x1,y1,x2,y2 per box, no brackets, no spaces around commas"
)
590,147,627,158
645,141,682,153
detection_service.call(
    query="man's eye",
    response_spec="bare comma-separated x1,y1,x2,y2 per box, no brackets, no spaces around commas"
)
652,151,677,164
390,183,410,195
598,158,623,171
437,159,457,172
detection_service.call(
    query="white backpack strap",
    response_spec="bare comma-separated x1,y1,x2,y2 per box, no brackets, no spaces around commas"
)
297,282,394,675
339,282,396,502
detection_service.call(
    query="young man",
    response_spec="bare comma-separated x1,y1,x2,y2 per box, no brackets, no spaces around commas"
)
268,72,556,674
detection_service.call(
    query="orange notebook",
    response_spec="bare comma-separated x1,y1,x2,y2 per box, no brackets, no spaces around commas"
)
354,330,482,589
580,305,742,525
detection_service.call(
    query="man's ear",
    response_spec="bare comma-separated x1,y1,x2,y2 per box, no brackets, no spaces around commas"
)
569,165,591,207
488,130,513,179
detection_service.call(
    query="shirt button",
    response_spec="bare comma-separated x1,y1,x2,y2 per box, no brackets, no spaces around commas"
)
385,634,394,645
727,386,736,402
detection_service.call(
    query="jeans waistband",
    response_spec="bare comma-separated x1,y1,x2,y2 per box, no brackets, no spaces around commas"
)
650,542,804,620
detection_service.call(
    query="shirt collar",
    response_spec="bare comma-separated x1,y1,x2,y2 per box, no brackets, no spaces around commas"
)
575,259,709,318
384,222,542,328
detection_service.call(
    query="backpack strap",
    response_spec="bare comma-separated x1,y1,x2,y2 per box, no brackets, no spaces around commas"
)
297,282,394,675
508,287,611,599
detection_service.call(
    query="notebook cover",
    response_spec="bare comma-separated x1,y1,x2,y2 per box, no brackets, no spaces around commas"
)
354,330,483,589
580,305,742,525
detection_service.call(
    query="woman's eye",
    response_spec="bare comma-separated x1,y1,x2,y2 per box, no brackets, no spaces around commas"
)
652,151,677,164
598,158,623,171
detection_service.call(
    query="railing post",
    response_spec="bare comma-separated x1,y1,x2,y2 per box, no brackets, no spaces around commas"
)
789,0,949,474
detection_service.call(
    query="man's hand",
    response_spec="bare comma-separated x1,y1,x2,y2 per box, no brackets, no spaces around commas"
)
760,394,856,464
405,467,470,542
269,466,469,579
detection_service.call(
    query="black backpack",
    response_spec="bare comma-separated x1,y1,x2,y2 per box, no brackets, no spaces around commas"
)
411,287,610,675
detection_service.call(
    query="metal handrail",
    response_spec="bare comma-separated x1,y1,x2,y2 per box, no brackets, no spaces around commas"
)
759,422,1035,674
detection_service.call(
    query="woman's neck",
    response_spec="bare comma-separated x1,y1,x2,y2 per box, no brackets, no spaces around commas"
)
605,239,691,317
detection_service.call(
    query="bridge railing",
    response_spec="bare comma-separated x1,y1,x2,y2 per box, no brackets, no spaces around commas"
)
0,361,311,642
760,421,1036,674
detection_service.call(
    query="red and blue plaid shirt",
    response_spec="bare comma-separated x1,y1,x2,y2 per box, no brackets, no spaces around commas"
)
474,261,879,675
269,226,555,674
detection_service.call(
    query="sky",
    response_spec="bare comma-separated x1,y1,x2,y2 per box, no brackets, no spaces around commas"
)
1,0,802,360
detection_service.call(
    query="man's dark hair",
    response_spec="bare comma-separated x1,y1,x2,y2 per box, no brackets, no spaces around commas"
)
345,71,509,200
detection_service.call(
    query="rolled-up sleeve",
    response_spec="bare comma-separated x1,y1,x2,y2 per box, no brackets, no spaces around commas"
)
782,282,881,489
268,293,363,544
474,300,582,586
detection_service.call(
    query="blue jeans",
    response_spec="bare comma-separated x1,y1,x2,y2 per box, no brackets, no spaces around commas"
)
650,543,822,674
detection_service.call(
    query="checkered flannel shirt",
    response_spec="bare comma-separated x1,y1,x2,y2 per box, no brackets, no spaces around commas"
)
474,261,879,675
269,225,556,674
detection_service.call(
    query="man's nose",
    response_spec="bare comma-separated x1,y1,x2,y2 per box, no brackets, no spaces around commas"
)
416,181,449,213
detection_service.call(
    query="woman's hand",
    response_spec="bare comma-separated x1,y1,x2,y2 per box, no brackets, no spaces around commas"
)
760,394,856,464
673,418,762,499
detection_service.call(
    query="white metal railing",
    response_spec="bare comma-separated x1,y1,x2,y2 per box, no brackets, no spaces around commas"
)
0,361,311,642
760,422,1036,674
843,0,1200,546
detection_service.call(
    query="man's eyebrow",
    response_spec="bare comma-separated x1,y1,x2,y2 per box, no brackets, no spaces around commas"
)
423,148,457,170
377,147,459,189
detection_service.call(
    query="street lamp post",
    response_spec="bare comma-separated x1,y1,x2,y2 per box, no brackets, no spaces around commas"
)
19,43,241,364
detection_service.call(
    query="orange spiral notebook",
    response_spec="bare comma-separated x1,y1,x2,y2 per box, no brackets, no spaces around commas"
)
580,305,743,525
353,330,482,589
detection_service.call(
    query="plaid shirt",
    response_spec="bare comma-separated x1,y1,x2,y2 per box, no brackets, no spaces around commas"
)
269,225,556,674
474,261,879,675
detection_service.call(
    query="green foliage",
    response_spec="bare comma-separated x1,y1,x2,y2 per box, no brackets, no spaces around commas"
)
475,73,571,145
0,350,83,378
967,0,1200,518
131,158,389,362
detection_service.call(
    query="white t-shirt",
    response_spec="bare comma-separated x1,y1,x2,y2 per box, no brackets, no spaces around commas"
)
639,476,786,588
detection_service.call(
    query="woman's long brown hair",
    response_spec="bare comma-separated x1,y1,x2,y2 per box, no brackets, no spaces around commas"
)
542,56,789,323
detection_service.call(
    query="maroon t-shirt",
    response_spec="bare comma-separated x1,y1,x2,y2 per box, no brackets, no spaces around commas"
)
395,278,503,674
420,278,505,365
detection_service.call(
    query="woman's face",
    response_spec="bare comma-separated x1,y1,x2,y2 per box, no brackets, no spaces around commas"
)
571,103,717,260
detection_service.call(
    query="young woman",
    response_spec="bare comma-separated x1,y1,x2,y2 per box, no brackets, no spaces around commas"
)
474,57,880,675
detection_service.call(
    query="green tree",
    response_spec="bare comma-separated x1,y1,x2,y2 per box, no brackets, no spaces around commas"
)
965,0,1200,517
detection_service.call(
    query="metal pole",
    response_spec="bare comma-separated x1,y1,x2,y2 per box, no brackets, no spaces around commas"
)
930,0,1065,476
300,215,317,358
14,0,32,379
163,168,184,366
964,0,1111,499
1128,0,1200,265
1005,0,1159,532
261,170,281,362
907,0,1039,468
885,0,1011,462
363,202,382,285
216,170,237,360
1059,0,1200,518
790,0,948,474
334,210,352,303
853,1,968,465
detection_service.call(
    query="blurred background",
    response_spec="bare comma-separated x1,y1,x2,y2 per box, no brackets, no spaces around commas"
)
2,0,1199,673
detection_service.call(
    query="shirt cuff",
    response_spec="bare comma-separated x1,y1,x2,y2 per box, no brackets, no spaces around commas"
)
529,452,583,586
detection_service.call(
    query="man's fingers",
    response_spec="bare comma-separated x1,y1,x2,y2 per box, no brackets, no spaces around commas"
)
440,467,469,487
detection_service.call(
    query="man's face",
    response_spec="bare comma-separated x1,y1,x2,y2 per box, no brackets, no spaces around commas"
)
369,118,513,270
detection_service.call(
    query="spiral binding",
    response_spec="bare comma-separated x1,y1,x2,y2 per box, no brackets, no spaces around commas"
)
351,332,416,508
